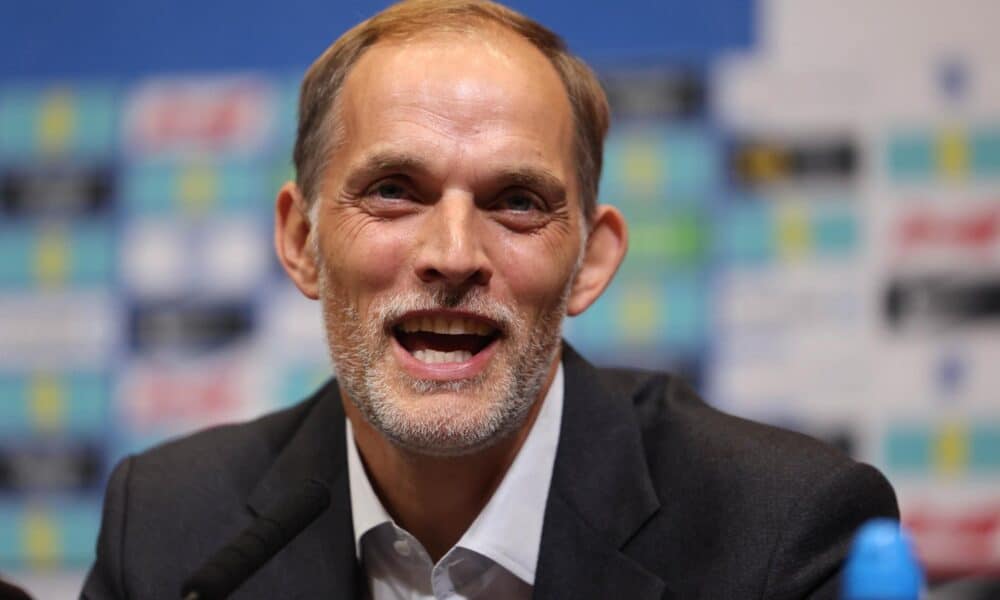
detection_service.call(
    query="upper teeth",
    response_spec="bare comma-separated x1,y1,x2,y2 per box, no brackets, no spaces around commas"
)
398,316,493,336
412,349,473,364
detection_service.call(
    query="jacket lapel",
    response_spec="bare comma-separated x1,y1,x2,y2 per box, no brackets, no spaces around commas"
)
234,346,667,599
245,383,361,599
533,346,671,600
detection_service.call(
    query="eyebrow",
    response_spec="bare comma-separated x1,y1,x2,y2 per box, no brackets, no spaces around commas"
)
345,148,568,203
494,167,567,204
345,149,434,184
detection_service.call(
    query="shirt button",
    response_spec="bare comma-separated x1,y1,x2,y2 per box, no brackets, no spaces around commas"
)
392,538,412,557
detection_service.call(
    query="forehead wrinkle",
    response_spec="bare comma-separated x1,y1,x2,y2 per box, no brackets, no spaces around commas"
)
379,78,531,146
394,104,499,144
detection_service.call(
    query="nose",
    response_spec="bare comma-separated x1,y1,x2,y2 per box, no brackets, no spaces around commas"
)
413,191,492,288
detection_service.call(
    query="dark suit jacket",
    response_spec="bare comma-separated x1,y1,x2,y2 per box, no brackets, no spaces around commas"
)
82,346,898,599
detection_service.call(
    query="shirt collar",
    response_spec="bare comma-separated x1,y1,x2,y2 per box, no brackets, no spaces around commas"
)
346,362,565,585
346,417,393,559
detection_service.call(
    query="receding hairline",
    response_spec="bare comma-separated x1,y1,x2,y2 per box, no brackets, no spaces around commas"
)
322,24,574,177
294,0,609,222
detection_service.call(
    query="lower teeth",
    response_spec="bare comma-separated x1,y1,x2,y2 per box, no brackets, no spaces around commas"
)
412,349,473,364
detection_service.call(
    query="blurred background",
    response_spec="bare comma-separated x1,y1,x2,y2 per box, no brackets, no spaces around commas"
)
1,0,998,596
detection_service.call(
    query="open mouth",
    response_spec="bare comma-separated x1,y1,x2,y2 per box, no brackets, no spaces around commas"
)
392,313,500,364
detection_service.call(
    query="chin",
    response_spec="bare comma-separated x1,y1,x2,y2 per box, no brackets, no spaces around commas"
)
321,286,565,456
349,366,536,457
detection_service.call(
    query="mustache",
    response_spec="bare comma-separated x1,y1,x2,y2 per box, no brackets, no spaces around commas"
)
372,288,520,334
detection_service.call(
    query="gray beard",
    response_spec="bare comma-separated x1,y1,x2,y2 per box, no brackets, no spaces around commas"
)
319,280,568,457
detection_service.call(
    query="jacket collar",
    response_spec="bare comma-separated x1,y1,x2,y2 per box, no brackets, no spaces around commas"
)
243,345,668,599
532,344,670,599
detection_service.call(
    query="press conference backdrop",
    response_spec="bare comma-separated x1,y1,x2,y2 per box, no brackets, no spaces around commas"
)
1,0,998,595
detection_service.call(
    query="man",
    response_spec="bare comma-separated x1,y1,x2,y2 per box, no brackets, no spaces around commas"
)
83,1,898,598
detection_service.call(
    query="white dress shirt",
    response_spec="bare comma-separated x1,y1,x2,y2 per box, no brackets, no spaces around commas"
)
346,364,565,599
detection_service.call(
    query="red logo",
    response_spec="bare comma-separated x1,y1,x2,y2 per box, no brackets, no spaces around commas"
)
117,359,260,433
905,504,1000,577
895,206,1000,264
123,77,276,156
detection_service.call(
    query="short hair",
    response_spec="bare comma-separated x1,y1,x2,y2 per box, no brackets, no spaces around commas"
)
293,0,610,220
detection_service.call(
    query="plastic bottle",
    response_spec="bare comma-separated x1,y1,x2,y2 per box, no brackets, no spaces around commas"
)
842,518,924,600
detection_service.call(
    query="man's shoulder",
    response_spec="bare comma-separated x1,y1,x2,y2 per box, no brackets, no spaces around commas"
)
124,380,334,499
84,381,346,599
585,364,897,598
593,364,872,490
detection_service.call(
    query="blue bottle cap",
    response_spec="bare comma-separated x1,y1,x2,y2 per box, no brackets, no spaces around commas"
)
843,518,924,600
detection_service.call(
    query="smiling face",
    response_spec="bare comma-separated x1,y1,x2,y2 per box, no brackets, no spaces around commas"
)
277,28,621,456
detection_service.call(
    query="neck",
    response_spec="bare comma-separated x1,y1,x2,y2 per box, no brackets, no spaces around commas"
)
344,360,557,562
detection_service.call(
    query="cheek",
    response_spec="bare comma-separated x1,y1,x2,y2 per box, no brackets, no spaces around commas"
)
488,230,579,310
321,221,413,301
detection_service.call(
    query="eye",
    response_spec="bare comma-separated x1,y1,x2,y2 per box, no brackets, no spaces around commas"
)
357,178,422,218
371,180,408,200
497,190,543,212
490,189,552,231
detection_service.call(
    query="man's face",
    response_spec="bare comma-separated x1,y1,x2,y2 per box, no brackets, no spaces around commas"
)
309,30,584,455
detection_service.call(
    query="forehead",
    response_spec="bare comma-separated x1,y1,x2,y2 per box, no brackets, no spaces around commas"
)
333,28,575,176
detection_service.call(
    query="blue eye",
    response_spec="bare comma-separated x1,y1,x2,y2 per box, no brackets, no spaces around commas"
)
374,181,407,199
502,193,537,212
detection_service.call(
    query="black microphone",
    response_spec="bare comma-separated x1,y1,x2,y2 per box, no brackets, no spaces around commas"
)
180,478,331,600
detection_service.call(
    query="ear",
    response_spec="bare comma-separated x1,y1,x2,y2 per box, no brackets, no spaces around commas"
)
566,204,628,316
274,181,320,300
